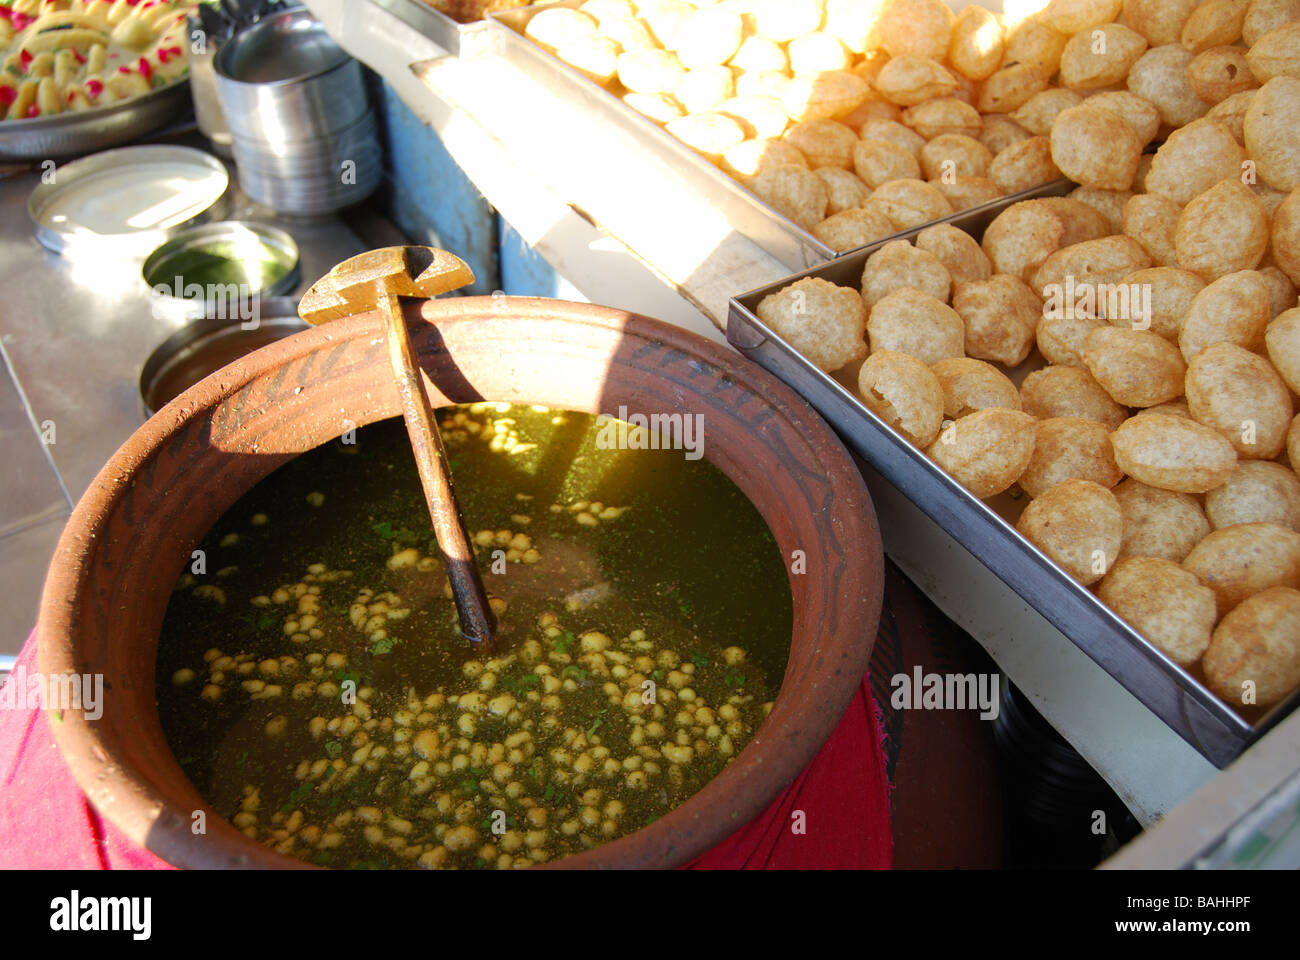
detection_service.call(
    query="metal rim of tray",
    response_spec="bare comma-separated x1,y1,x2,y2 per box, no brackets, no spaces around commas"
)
725,181,1300,769
369,0,492,56
0,79,192,163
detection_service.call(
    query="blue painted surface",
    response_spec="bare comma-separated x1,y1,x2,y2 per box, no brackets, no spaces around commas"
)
498,217,563,297
368,76,568,299
372,80,500,295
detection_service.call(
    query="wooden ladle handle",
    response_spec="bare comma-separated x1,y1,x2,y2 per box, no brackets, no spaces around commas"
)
299,247,497,647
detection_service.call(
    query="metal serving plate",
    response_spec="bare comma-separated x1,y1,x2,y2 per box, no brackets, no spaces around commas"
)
0,80,192,164
488,1,840,271
727,186,1300,768
370,0,493,56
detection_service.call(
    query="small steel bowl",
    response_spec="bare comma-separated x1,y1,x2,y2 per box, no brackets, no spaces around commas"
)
141,220,301,322
138,297,307,418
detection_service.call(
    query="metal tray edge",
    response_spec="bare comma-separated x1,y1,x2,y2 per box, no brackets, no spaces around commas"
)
368,0,494,56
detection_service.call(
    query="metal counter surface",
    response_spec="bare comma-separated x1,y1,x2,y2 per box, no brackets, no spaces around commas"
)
0,149,368,655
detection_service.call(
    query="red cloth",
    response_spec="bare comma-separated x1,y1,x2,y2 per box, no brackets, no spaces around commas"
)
0,628,891,869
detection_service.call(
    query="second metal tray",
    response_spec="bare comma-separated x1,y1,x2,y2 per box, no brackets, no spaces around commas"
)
488,1,839,271
726,186,1300,768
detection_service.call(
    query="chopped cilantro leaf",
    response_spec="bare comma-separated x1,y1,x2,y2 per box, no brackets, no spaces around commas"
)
281,781,315,812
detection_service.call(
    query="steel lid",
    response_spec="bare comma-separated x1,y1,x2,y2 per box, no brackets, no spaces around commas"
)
28,145,230,256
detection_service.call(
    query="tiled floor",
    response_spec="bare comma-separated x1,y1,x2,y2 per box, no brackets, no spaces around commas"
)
0,355,71,655
0,512,68,654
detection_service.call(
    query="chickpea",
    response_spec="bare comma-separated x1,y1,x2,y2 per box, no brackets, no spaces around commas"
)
264,715,288,737
413,729,440,760
445,825,479,851
663,744,694,764
417,847,448,869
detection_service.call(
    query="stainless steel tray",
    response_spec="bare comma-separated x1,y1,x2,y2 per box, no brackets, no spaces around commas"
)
487,1,839,271
0,80,192,163
370,0,492,56
727,188,1300,768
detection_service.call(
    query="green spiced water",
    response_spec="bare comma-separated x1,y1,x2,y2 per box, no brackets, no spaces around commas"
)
156,404,792,869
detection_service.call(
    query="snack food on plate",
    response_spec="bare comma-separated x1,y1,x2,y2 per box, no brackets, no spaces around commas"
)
0,0,195,121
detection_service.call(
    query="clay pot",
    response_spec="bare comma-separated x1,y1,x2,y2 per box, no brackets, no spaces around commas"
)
37,296,883,868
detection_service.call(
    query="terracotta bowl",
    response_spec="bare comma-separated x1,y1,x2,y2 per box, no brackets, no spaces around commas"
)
37,296,883,869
